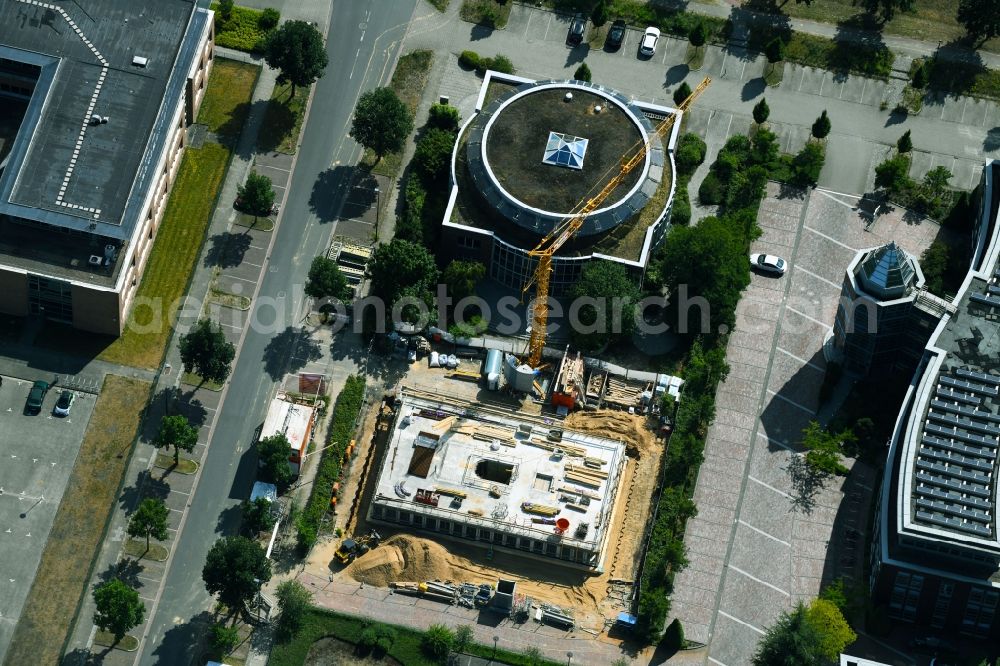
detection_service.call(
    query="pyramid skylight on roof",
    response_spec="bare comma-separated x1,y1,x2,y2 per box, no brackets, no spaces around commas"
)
542,132,588,170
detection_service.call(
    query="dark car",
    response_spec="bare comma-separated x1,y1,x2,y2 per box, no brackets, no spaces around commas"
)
605,19,626,50
567,14,586,46
25,380,50,415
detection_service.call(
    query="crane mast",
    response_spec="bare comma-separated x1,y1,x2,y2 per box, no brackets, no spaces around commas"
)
522,77,711,367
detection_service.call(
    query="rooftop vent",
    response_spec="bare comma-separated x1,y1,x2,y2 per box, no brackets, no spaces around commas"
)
132,55,149,68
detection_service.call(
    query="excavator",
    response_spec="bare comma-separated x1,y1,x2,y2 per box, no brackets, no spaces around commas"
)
333,528,383,565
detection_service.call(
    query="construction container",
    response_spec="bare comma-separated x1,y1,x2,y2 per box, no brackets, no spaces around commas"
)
483,349,503,390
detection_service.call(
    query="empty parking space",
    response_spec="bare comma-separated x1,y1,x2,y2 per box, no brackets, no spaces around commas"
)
0,376,95,661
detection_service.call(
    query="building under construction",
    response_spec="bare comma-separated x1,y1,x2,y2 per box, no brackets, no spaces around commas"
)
367,390,628,570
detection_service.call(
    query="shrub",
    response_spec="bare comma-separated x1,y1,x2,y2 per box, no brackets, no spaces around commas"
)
675,133,707,176
428,103,461,131
213,4,273,53
359,622,397,655
458,50,481,70
752,97,770,125
672,179,691,225
911,59,930,88
296,376,366,552
413,127,457,181
897,129,912,153
698,171,723,205
791,142,825,187
811,110,831,139
484,54,515,75
210,622,239,654
689,21,707,47
592,0,609,26
573,62,592,82
673,81,692,106
218,0,234,21
454,624,474,652
765,36,785,63
663,618,685,651
421,623,454,659
259,7,280,30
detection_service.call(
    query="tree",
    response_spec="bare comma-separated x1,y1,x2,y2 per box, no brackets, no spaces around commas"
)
801,421,855,475
858,0,914,23
210,622,240,655
218,0,233,22
791,142,826,186
241,496,277,535
427,103,460,131
874,154,912,193
957,0,1000,45
689,21,708,47
305,255,351,302
573,62,592,82
153,414,198,465
805,598,857,660
752,602,825,665
591,0,609,26
412,127,457,181
675,133,707,176
567,260,641,351
179,319,235,385
237,171,275,219
359,622,397,654
659,216,750,334
897,129,913,153
127,498,168,552
454,624,474,652
663,618,685,650
752,97,770,124
673,81,692,106
911,59,931,88
421,623,455,659
811,110,831,139
764,37,786,64
275,579,312,641
750,128,779,168
93,579,145,647
263,20,329,97
918,166,954,218
442,260,486,301
258,433,295,488
259,7,280,30
350,87,414,163
367,239,439,323
202,536,272,613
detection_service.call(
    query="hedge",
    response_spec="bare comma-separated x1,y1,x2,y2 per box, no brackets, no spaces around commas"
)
211,3,276,53
297,375,366,550
457,50,516,75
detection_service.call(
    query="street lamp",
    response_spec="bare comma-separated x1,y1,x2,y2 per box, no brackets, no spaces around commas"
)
373,185,380,242
567,651,573,665
492,635,499,661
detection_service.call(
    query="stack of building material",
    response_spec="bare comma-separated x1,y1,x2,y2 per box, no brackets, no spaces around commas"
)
564,464,607,488
520,502,560,516
603,376,652,410
586,371,607,404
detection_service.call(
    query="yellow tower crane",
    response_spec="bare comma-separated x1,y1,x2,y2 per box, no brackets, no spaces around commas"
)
521,77,711,367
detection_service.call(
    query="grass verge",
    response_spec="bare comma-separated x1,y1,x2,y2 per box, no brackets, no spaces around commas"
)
153,454,200,474
211,3,275,53
268,607,561,666
93,632,140,651
459,0,513,28
196,58,261,137
4,376,152,666
428,0,450,10
235,213,275,231
686,44,706,70
258,82,310,155
361,50,434,179
181,371,224,391
123,539,170,562
764,61,784,86
209,289,252,310
96,142,231,369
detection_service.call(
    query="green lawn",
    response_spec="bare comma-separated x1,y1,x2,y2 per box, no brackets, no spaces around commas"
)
196,58,261,137
96,142,231,369
361,50,434,178
4,376,151,666
269,608,561,666
258,82,309,155
211,3,275,53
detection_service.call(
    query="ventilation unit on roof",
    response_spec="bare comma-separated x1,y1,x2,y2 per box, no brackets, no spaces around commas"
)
132,56,149,68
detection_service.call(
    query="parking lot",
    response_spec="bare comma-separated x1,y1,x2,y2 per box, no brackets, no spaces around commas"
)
670,183,942,664
0,375,95,660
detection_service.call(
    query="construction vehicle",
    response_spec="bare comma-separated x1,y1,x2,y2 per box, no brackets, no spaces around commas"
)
333,528,382,565
521,78,711,367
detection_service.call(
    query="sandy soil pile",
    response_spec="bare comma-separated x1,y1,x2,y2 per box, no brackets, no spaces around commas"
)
344,535,453,586
564,410,659,458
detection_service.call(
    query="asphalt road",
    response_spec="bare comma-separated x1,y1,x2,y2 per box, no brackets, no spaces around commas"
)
138,2,415,663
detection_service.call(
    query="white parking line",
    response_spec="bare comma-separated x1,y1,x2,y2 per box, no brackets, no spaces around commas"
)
220,274,258,285
240,260,263,269
793,265,841,290
523,10,531,38
860,78,868,103
728,564,791,596
709,658,729,666
784,305,833,330
748,475,792,499
755,432,802,455
768,390,816,415
542,13,551,41
804,225,858,252
717,610,765,635
813,188,858,211
256,164,290,174
776,347,825,373
738,519,792,547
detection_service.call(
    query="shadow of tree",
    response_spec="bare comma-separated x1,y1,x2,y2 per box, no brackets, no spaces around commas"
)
664,63,689,89
309,165,356,224
176,388,210,429
96,558,144,588
830,14,890,83
741,77,766,101
928,39,988,100
215,100,255,144
565,43,589,67
203,232,252,269
262,326,323,382
985,127,1000,152
256,99,295,154
787,454,827,515
119,469,171,512
149,610,214,665
469,22,494,42
215,502,243,535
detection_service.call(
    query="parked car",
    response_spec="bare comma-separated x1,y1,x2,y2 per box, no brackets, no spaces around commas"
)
750,253,787,275
25,380,50,415
605,19,626,51
53,390,74,417
639,26,660,57
566,14,586,46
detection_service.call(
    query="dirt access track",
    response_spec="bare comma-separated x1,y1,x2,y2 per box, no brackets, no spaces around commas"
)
304,407,664,632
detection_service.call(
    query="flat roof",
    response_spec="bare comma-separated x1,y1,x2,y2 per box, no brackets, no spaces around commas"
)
262,398,315,456
0,0,203,242
372,392,628,557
